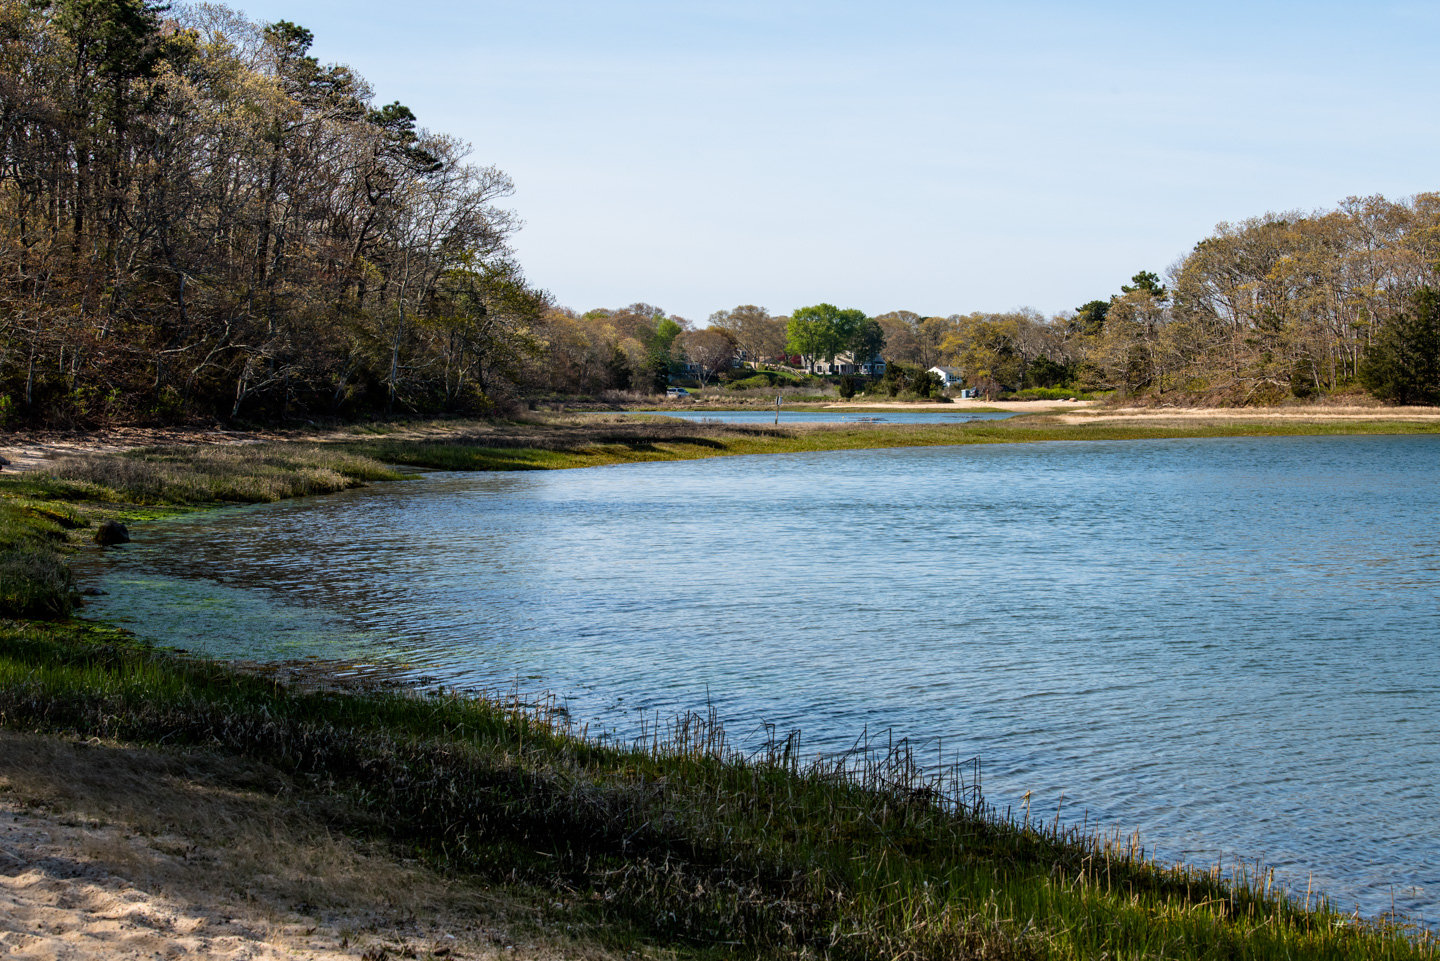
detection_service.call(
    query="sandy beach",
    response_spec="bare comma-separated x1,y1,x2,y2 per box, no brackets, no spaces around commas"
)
823,399,1095,413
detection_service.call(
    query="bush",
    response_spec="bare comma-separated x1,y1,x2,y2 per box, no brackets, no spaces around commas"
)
726,375,775,391
837,375,858,399
1005,387,1093,400
913,370,942,399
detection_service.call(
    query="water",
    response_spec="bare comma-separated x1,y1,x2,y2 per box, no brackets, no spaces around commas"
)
623,409,1019,424
75,434,1440,919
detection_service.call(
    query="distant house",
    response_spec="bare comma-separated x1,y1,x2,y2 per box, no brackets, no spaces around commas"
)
814,351,886,377
929,366,964,388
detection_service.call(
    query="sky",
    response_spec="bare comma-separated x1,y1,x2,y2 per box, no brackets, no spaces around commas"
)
228,0,1439,321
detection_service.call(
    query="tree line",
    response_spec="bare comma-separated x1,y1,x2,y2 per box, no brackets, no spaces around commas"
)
1,0,546,425
3,0,1437,426
491,193,1440,406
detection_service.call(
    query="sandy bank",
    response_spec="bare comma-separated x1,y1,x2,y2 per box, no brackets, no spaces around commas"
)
0,730,617,961
1049,404,1440,425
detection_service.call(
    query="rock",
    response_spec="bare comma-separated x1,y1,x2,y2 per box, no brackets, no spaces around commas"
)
80,588,108,596
94,521,130,546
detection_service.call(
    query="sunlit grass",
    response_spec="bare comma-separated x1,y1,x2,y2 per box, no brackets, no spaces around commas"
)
334,413,1440,472
0,619,1432,960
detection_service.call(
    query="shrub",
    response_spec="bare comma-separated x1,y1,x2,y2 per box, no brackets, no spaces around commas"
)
913,370,942,399
1006,387,1094,401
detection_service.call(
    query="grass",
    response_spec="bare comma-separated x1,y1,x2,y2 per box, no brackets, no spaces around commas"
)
328,412,1440,472
43,442,405,504
0,619,1432,960
0,442,402,619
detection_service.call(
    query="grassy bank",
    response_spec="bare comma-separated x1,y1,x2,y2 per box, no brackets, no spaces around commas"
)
0,443,402,617
330,412,1440,472
0,619,1431,960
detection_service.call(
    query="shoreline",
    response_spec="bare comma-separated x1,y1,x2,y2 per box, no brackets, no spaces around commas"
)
2,619,1433,959
6,415,1440,955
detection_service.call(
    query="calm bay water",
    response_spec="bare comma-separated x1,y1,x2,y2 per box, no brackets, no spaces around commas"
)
76,435,1440,919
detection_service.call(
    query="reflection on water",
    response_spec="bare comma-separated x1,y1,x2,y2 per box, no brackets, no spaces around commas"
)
75,434,1440,919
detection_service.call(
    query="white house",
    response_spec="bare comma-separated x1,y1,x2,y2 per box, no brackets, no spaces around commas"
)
814,351,887,377
929,366,964,388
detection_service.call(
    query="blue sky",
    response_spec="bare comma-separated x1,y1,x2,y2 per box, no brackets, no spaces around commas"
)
233,1,1439,320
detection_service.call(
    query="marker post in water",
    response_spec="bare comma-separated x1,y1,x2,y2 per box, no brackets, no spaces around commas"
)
775,394,781,424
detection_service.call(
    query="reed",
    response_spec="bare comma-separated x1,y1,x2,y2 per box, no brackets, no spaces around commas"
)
0,619,1430,961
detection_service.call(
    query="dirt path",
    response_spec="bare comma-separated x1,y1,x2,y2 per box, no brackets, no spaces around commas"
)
0,731,629,961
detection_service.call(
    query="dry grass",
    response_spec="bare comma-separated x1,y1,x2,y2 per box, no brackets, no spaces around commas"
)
43,442,403,505
0,729,653,960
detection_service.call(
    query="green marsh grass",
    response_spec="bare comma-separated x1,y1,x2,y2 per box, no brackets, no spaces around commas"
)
0,620,1432,960
333,412,1440,472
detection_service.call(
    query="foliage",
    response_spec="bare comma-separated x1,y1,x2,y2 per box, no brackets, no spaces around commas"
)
706,305,788,366
1005,387,1095,400
530,303,696,397
882,363,910,396
676,327,737,386
837,374,858,399
864,195,1440,406
0,0,546,424
1359,288,1440,404
786,303,868,369
913,368,942,398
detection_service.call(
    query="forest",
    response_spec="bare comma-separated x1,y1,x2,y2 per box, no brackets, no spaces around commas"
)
3,0,1440,426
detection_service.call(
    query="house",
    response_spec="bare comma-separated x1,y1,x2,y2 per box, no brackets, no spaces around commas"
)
929,366,964,388
814,351,887,377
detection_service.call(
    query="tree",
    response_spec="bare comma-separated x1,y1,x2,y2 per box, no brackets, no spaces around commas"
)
787,304,867,370
1074,300,1110,336
912,369,942,398
848,318,886,374
1122,270,1169,302
679,327,737,386
1359,288,1440,405
0,2,537,422
707,305,785,365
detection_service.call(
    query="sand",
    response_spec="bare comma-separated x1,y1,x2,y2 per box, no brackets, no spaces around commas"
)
0,731,624,961
1046,404,1440,425
822,399,1095,413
